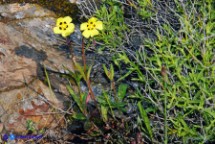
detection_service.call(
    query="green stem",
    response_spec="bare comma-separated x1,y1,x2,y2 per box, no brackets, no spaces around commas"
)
161,65,168,144
164,85,167,144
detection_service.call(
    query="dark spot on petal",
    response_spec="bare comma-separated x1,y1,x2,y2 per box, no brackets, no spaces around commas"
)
64,28,66,30
90,22,93,24
91,28,94,30
87,25,89,27
88,28,90,30
64,21,66,24
66,25,68,28
60,22,62,25
93,24,96,27
59,27,62,30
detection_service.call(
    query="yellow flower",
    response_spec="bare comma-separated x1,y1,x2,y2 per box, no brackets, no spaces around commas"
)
80,17,103,38
53,16,75,38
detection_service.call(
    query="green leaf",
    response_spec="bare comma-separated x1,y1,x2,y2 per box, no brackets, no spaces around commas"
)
44,66,57,103
117,84,128,100
75,62,86,81
67,85,84,114
103,64,110,80
110,64,114,80
81,93,88,111
117,69,134,82
87,65,92,81
138,101,153,141
103,90,115,118
101,105,108,122
72,113,86,120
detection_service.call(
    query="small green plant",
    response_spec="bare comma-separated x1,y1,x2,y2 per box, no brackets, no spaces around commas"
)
52,15,105,137
66,62,92,120
95,0,128,50
47,0,215,143
99,64,128,121
26,120,36,133
113,0,215,143
53,15,104,119
137,0,154,20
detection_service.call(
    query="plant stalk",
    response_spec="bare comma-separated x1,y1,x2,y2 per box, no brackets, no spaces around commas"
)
161,65,168,144
82,38,87,74
82,37,97,104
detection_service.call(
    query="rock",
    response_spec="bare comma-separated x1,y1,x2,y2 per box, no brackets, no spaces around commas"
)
0,3,75,91
0,0,80,22
0,2,110,136
1,80,64,134
0,123,3,133
0,3,74,134
68,0,81,4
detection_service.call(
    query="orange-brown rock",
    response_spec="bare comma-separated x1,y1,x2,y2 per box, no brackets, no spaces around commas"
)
0,3,74,134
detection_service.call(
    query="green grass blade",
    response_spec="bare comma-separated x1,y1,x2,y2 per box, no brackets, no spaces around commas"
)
137,101,153,141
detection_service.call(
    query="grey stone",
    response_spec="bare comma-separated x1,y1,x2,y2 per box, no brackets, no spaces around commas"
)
0,3,74,134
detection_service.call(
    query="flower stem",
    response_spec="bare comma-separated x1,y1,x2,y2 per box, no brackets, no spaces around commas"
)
82,38,87,74
66,37,76,69
111,80,118,102
82,37,97,104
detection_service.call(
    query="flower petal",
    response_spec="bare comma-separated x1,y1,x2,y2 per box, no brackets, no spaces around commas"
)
64,16,72,23
88,17,97,23
56,17,64,26
80,22,88,31
95,21,103,30
62,31,71,38
61,24,75,38
53,27,62,34
90,29,99,37
67,23,75,32
82,30,91,38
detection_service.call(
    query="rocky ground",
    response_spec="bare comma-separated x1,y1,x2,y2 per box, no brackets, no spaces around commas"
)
0,1,81,143
2,0,213,144
0,1,116,143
